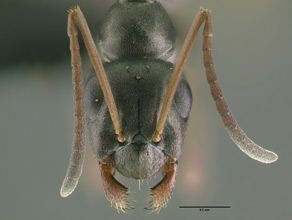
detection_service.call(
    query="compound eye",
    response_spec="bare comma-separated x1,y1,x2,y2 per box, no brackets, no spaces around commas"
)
84,77,104,120
173,79,192,119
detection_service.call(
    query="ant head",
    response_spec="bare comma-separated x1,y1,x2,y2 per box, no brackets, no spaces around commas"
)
84,59,192,179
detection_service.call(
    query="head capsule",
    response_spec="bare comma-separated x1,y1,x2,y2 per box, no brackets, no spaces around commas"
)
83,59,192,179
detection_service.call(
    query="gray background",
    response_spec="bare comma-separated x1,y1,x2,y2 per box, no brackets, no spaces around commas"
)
0,0,291,219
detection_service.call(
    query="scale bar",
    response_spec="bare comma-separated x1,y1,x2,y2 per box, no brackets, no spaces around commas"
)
179,206,231,209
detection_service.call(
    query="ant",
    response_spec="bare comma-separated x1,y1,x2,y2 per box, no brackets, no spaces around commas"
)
60,0,278,213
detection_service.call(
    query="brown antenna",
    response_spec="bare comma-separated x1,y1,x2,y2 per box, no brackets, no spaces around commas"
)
153,9,278,163
60,7,125,197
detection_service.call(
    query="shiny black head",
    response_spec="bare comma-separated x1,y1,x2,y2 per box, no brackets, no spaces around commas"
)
84,59,192,179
